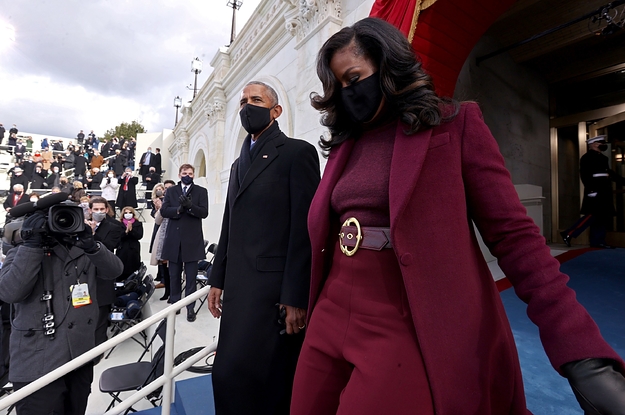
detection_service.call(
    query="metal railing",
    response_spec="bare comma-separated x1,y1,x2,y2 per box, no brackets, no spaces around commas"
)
0,285,216,415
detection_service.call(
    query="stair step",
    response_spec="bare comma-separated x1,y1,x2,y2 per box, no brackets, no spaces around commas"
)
132,403,177,414
174,374,215,415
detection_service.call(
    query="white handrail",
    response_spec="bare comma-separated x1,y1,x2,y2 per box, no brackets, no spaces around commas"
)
0,284,215,414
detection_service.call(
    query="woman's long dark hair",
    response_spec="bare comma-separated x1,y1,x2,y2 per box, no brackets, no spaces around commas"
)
312,17,458,153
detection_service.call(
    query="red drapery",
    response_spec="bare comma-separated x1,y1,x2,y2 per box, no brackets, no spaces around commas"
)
370,0,517,98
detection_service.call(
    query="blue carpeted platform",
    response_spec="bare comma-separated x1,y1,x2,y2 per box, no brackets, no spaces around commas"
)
134,374,214,415
501,248,625,414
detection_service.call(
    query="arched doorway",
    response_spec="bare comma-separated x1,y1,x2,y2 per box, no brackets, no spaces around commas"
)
194,150,206,177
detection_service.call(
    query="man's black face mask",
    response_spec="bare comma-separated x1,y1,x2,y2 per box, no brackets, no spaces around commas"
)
598,144,608,152
240,104,274,135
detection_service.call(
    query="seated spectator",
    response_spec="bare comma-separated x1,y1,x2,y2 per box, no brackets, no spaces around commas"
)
41,148,53,170
29,192,39,203
50,186,61,194
7,133,17,154
71,181,86,202
116,206,144,281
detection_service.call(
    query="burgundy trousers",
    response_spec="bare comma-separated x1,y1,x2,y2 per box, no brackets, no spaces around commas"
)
291,242,434,415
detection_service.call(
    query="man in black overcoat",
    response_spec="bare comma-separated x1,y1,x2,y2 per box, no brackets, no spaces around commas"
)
153,148,162,175
207,81,320,415
160,164,209,322
561,135,625,247
88,197,126,347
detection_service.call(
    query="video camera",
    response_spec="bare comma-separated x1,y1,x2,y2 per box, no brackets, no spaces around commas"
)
1,193,85,253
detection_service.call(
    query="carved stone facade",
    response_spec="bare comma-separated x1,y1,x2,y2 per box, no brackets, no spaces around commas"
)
169,0,373,208
284,0,342,46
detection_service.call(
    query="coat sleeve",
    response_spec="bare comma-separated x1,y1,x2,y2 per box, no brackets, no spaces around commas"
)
128,221,143,240
88,243,124,280
160,187,180,219
460,102,624,373
280,143,321,309
0,246,43,303
187,187,209,219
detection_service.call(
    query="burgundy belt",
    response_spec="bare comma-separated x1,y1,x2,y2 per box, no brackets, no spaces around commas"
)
339,217,392,256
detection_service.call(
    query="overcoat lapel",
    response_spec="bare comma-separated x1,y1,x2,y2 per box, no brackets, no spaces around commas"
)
236,143,279,198
308,139,355,253
389,124,432,236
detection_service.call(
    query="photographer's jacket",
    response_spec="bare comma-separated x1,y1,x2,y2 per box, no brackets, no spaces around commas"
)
0,243,123,382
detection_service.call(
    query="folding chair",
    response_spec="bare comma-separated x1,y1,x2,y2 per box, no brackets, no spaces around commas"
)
106,274,155,359
100,319,167,413
194,242,217,314
135,186,148,222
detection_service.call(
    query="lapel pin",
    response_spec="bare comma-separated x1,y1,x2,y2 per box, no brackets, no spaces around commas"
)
262,155,268,158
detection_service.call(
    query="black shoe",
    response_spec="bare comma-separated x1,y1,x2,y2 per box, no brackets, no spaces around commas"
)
159,294,169,301
560,231,571,247
176,310,180,315
187,311,196,322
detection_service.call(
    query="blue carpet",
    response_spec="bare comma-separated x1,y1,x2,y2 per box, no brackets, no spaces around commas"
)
500,248,625,414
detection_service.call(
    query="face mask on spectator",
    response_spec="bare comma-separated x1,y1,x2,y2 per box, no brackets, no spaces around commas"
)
53,168,59,173
92,212,106,222
30,197,38,202
108,173,114,178
123,213,133,220
155,190,164,197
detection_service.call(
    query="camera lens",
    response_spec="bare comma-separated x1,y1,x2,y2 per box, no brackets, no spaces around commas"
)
53,211,76,230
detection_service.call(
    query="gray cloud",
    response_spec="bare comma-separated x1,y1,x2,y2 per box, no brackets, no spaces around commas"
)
0,0,259,137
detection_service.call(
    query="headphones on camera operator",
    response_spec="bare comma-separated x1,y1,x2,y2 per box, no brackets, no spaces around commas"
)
1,192,97,340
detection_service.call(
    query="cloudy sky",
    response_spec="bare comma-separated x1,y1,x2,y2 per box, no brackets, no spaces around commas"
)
0,0,262,138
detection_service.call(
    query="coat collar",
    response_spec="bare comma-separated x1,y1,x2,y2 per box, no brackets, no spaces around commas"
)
236,123,285,197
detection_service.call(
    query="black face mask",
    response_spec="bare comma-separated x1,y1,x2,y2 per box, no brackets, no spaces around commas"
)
239,104,273,134
341,72,383,124
181,175,193,185
599,144,608,152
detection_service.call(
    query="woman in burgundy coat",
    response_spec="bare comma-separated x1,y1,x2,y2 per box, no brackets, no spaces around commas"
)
290,18,625,415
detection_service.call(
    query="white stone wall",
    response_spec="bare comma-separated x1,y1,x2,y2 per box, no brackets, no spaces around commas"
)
169,0,374,207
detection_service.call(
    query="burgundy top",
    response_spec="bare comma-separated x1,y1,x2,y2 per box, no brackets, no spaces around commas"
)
331,121,396,227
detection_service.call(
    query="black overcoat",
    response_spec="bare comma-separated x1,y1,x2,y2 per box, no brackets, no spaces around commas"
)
94,216,126,305
208,123,320,415
580,150,625,216
116,176,138,208
160,182,209,263
116,220,144,280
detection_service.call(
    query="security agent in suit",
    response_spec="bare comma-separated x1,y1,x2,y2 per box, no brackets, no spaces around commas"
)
207,81,320,415
160,164,209,322
0,206,123,415
87,197,126,347
561,135,625,247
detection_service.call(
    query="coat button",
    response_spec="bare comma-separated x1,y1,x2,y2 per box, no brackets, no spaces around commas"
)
400,253,413,266
87,319,93,325
68,323,74,329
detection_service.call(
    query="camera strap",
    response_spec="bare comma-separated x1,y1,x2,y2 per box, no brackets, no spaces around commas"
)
40,246,55,340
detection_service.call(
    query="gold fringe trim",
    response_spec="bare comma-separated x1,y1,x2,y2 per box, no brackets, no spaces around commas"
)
407,0,439,43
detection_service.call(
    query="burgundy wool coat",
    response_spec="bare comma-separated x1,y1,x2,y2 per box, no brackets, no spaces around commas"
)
306,103,624,415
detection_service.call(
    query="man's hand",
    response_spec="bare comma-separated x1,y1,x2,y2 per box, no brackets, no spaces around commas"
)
280,304,307,335
21,211,48,247
208,287,223,318
179,195,192,209
64,227,98,253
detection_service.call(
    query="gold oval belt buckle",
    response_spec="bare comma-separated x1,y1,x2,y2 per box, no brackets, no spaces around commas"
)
339,217,362,257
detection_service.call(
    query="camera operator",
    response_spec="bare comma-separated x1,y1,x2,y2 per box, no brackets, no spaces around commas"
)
0,203,123,415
